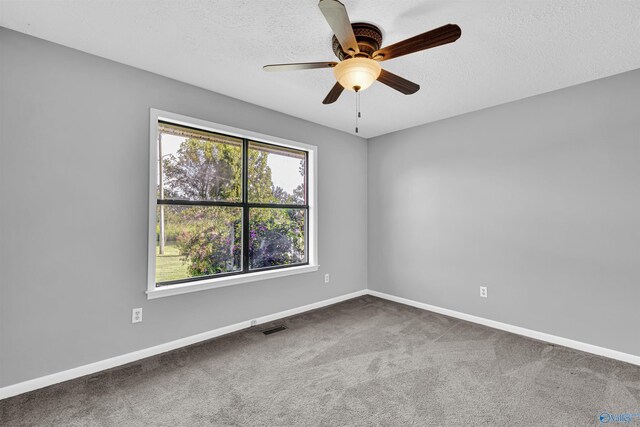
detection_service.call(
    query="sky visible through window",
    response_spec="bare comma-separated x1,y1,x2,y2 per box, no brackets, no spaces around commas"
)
158,134,301,195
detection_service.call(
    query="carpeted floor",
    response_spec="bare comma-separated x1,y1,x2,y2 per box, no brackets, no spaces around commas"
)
2,295,639,426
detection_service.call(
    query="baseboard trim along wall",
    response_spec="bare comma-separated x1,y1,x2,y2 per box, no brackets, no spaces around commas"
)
0,290,367,400
3,288,639,400
367,290,640,367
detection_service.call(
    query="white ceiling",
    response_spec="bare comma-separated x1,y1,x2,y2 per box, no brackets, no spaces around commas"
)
1,1,640,138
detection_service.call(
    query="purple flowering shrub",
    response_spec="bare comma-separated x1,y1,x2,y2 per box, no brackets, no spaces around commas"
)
249,208,305,269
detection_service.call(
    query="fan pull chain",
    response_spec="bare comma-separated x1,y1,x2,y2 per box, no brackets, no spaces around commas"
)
355,90,361,134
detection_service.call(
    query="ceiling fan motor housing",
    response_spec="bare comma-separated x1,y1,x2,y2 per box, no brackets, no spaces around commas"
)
333,22,383,60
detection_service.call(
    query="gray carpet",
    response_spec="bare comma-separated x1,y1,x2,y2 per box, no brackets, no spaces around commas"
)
2,295,639,426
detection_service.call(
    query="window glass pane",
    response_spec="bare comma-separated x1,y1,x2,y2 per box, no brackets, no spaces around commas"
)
157,123,242,202
156,205,242,284
249,208,306,270
248,141,306,205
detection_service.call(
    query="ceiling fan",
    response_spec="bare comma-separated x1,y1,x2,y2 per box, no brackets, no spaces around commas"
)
263,0,462,105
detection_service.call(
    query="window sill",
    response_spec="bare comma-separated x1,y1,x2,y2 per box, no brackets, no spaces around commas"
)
146,264,320,300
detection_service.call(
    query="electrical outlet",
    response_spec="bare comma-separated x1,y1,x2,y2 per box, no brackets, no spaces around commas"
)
132,308,143,323
480,286,488,298
250,319,257,327
324,274,330,283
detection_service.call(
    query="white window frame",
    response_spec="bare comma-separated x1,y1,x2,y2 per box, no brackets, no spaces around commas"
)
146,109,318,299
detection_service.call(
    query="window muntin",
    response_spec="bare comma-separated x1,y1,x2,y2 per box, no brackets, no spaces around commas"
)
154,120,310,287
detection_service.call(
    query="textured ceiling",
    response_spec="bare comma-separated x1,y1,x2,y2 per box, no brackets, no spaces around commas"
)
1,0,640,138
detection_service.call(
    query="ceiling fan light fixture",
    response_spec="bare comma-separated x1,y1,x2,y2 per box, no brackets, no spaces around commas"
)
333,57,381,92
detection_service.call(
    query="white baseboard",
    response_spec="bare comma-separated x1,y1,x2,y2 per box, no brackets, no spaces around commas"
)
367,289,640,367
3,288,637,400
0,289,367,400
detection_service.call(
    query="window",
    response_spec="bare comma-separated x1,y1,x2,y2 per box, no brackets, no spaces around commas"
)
147,110,317,298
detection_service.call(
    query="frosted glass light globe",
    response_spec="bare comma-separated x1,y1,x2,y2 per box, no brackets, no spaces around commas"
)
333,58,382,92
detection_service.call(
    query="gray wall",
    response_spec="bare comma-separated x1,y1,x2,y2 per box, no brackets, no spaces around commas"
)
369,69,640,358
0,28,368,387
2,25,639,389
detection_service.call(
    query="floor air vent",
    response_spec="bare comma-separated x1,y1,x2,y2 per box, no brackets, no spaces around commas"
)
262,325,287,335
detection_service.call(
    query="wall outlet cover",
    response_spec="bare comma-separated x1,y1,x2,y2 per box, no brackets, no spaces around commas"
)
132,308,143,323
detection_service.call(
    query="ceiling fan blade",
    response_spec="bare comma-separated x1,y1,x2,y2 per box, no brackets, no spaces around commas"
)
322,82,344,104
263,62,338,72
377,69,420,94
318,0,359,55
373,24,461,61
